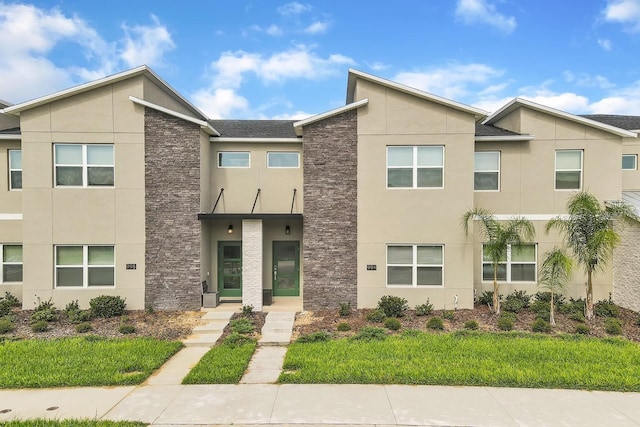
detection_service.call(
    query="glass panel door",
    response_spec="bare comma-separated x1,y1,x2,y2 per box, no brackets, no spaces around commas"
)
273,241,300,296
218,241,242,297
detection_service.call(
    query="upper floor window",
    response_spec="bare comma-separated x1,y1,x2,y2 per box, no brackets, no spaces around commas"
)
54,144,114,187
387,244,443,287
555,150,582,190
474,151,500,191
218,151,250,168
267,152,299,168
387,146,444,188
482,244,536,283
8,149,22,190
622,154,637,170
55,245,114,288
1,244,23,283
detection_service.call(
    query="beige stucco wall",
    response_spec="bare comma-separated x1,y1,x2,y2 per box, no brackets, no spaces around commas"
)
354,79,476,310
0,139,23,298
143,76,197,118
622,136,640,190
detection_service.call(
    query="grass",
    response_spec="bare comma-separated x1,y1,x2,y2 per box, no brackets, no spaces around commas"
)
1,421,146,427
280,331,640,391
0,336,183,388
182,341,257,384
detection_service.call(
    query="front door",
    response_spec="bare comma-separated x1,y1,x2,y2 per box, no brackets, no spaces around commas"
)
218,241,242,297
273,241,300,296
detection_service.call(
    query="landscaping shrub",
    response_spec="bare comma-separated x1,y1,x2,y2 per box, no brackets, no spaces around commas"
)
503,290,530,313
31,320,49,332
559,298,586,317
441,310,455,320
352,326,387,341
0,318,14,334
230,317,254,334
635,316,640,327
75,322,93,333
604,318,623,335
90,295,126,318
30,301,58,323
64,300,92,323
415,300,434,316
534,291,565,306
119,324,136,334
338,302,352,317
2,292,20,307
426,316,444,330
377,295,408,318
366,309,386,323
296,331,332,343
336,322,351,332
241,304,254,317
595,297,619,318
497,313,515,331
463,320,479,330
574,324,590,335
0,299,12,317
535,311,551,322
569,312,586,323
477,291,501,306
531,318,552,333
384,317,401,331
224,332,257,346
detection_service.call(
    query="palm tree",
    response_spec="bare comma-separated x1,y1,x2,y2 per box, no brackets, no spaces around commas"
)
462,208,535,315
538,248,573,326
545,192,638,320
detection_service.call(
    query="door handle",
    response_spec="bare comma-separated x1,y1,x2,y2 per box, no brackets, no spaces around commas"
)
273,267,277,280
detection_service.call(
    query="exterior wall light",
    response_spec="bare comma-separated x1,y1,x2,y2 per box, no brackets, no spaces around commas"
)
285,225,291,235
228,225,233,234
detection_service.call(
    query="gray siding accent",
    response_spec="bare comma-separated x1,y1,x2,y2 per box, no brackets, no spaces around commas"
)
302,109,357,310
144,108,202,310
613,223,640,312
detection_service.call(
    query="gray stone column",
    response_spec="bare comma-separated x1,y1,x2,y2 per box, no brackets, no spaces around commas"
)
242,219,263,311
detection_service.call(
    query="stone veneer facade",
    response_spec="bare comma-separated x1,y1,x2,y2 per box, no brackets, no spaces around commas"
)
613,223,640,312
242,219,263,311
302,109,358,310
144,108,202,310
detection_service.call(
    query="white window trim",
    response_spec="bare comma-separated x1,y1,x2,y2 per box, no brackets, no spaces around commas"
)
474,151,500,192
267,151,300,168
217,151,250,168
1,243,23,284
386,244,444,288
8,149,21,191
554,149,583,191
54,245,115,289
386,146,445,189
622,154,638,170
481,243,537,283
53,144,115,188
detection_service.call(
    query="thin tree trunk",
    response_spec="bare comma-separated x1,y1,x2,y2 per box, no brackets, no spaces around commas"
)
493,265,500,315
586,268,594,320
550,292,556,326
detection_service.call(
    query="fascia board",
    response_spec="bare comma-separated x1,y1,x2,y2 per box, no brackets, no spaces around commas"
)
129,96,220,136
293,98,369,135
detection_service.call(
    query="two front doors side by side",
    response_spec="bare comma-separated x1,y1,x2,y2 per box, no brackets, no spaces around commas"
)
218,241,300,298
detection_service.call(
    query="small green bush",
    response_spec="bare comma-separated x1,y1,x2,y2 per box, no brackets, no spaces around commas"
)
595,298,619,318
377,295,408,318
30,308,57,323
441,310,455,320
463,320,479,330
224,331,257,346
0,318,14,334
230,317,254,334
384,317,401,331
415,300,434,316
90,295,126,318
559,298,585,317
2,292,20,307
75,322,93,333
352,326,387,341
574,324,590,335
427,316,444,330
338,302,352,317
569,312,586,323
31,320,49,332
34,299,55,311
0,299,12,317
531,318,552,333
477,291,501,306
336,322,351,331
296,331,332,343
64,299,80,313
535,311,551,322
534,291,565,306
503,290,531,313
119,324,136,334
366,309,386,323
241,304,254,316
604,318,623,335
497,313,515,331
635,316,640,327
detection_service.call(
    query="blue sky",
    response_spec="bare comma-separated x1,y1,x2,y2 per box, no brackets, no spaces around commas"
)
1,0,639,119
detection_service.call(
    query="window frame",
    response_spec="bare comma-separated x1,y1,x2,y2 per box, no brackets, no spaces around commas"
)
1,244,23,283
8,149,22,191
53,144,115,188
386,244,444,288
267,151,300,168
54,245,115,289
554,149,583,191
218,151,250,168
481,243,537,283
474,151,500,192
386,145,445,189
622,154,638,171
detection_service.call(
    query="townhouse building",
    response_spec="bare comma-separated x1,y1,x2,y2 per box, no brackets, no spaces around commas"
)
1,66,639,312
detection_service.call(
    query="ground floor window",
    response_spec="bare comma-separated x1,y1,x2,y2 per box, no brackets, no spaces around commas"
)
55,245,115,288
387,244,443,287
482,244,536,282
1,244,23,282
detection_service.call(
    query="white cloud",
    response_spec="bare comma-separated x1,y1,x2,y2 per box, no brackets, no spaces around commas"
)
589,82,640,114
603,0,640,32
266,24,283,36
191,87,249,119
367,61,389,71
455,0,516,33
120,15,175,68
597,38,613,50
563,71,614,89
277,2,311,15
304,21,328,34
521,93,592,114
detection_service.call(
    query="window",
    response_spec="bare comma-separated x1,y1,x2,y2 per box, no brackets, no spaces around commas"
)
1,244,22,283
218,152,250,168
474,151,500,191
267,152,299,168
387,146,444,188
555,150,582,190
8,150,22,190
622,154,637,170
54,144,114,187
55,245,114,288
482,244,536,282
387,245,443,287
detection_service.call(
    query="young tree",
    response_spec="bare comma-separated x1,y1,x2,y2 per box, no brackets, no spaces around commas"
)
462,208,535,315
538,248,573,326
545,192,638,320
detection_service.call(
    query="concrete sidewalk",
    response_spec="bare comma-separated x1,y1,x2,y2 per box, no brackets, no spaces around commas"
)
2,383,640,426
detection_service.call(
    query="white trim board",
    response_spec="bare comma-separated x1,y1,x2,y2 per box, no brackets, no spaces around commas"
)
0,213,22,220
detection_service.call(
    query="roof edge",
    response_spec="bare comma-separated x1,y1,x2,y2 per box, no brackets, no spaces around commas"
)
293,98,369,135
475,135,534,142
130,96,220,136
0,134,21,140
210,137,301,143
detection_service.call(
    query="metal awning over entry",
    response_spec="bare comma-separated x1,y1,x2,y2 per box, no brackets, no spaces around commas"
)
197,213,303,220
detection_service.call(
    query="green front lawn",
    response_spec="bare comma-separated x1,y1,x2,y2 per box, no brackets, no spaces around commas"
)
280,331,640,391
1,421,146,427
182,341,257,384
0,337,183,388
